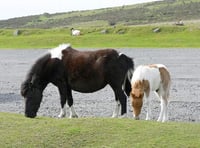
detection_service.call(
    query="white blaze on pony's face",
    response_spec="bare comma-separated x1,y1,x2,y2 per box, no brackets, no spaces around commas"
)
49,43,71,60
130,64,171,122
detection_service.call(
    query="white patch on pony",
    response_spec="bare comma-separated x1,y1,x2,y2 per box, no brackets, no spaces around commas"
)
49,43,71,60
131,64,161,91
58,105,66,118
119,52,123,56
69,106,78,118
156,64,168,69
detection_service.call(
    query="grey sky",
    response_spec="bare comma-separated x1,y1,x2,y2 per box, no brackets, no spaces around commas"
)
0,0,159,20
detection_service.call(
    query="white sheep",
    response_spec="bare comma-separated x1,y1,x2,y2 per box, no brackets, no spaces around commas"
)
71,28,81,36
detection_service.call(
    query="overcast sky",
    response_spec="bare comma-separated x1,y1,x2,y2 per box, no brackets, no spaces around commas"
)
0,0,159,20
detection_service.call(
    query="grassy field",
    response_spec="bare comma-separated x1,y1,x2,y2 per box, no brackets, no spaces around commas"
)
0,25,200,49
0,112,200,147
1,0,200,29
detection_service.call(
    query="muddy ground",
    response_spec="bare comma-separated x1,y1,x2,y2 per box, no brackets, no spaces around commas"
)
0,48,200,122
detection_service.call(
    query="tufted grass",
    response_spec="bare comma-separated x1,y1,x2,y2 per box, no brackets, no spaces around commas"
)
0,112,200,148
0,25,200,49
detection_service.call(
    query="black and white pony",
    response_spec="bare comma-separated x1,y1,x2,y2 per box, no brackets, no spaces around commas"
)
21,44,134,118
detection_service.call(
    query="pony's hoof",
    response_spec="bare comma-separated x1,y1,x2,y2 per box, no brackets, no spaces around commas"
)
112,114,118,118
120,114,127,118
58,113,66,118
159,119,167,123
157,118,162,122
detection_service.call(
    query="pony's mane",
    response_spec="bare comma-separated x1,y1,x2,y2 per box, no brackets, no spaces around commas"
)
49,43,71,59
21,43,71,95
21,53,51,96
25,54,51,83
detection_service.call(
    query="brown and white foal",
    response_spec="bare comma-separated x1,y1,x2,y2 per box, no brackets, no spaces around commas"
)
130,64,171,122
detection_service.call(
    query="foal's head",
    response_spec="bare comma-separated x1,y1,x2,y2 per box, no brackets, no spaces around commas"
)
130,80,145,120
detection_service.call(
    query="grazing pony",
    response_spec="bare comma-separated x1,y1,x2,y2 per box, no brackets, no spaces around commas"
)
130,64,171,122
21,44,134,118
71,28,81,36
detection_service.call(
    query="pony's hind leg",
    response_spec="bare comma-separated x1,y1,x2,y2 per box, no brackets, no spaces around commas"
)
162,88,170,122
145,95,151,120
112,100,120,118
157,96,168,122
69,105,78,118
162,96,169,122
112,88,127,117
157,86,170,122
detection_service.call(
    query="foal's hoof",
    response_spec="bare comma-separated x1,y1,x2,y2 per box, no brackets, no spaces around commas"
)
134,116,140,120
69,114,78,118
112,114,118,118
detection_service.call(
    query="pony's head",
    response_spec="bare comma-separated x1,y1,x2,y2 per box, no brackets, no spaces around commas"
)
130,80,144,120
21,75,43,118
21,54,51,118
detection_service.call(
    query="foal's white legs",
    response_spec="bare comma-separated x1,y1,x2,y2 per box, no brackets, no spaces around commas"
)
157,96,168,122
112,100,120,118
145,95,151,120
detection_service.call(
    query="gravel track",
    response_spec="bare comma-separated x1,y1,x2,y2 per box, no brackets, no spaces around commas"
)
0,48,200,122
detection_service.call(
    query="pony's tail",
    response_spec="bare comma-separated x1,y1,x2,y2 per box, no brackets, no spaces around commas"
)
123,69,133,97
118,53,134,97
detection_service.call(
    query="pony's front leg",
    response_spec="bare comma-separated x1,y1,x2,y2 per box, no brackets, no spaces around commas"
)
114,89,127,118
58,105,66,118
111,86,127,118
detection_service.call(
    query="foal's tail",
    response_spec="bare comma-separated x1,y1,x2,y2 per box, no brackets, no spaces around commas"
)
118,53,134,97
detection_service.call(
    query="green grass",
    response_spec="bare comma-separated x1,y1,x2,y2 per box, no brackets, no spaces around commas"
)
0,112,200,147
0,25,200,49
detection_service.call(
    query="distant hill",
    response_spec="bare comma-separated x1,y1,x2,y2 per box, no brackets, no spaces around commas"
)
0,0,200,29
